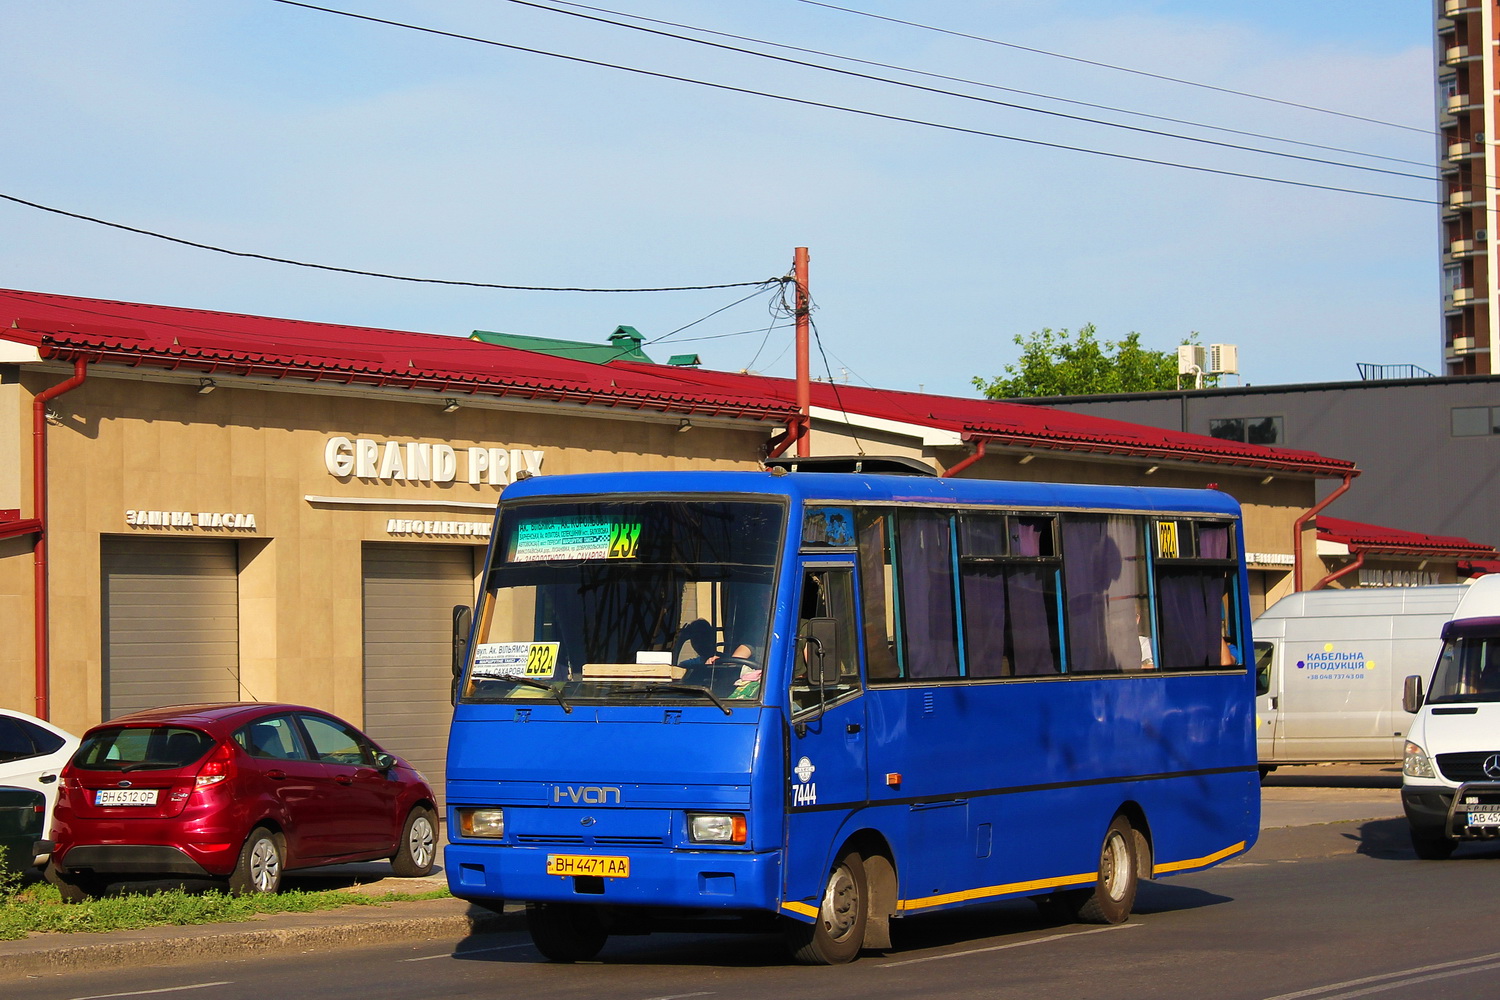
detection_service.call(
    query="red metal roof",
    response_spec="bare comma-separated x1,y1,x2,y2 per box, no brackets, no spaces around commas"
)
1317,516,1497,557
0,287,1357,477
0,288,794,421
618,363,1357,476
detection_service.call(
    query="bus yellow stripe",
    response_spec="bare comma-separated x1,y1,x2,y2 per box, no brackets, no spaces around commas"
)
894,840,1247,912
1152,841,1246,875
781,900,819,918
897,872,1095,911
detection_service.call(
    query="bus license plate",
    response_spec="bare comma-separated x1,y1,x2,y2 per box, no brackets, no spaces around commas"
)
96,788,159,806
546,854,630,878
1468,811,1500,826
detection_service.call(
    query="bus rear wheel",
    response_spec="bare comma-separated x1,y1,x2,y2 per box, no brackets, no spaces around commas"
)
786,849,868,965
1076,815,1139,924
527,903,608,962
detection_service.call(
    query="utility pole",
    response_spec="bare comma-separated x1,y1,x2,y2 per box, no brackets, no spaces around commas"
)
794,246,811,457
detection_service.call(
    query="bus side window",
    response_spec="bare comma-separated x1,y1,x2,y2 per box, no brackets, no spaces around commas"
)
856,510,901,681
791,568,859,715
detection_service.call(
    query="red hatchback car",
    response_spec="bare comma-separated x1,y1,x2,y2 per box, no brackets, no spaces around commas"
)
44,703,438,900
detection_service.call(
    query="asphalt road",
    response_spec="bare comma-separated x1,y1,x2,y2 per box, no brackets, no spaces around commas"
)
11,807,1500,1000
8,765,1476,999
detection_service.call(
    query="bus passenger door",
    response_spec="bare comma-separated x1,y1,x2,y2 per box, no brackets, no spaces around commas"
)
782,563,869,914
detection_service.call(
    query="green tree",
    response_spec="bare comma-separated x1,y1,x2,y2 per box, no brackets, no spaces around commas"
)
972,325,1199,399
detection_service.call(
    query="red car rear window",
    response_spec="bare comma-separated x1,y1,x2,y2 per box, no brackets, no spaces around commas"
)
73,726,214,771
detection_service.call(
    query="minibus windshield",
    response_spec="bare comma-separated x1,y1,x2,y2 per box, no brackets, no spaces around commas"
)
461,497,784,707
1427,636,1500,704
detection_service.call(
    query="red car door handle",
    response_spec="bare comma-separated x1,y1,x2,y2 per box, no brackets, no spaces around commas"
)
335,774,354,785
265,769,287,780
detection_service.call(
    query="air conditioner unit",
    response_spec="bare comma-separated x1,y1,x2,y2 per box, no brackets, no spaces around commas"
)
1177,344,1205,376
1208,344,1239,375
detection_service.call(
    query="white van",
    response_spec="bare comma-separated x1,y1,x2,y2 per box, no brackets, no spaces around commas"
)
1400,575,1500,858
1255,586,1469,772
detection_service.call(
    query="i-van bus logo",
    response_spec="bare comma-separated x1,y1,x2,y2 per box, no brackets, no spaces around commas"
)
553,785,621,804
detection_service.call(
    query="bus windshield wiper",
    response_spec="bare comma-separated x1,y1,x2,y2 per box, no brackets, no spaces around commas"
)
640,683,732,715
506,675,573,713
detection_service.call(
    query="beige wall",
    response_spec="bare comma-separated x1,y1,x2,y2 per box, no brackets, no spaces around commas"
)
7,368,767,734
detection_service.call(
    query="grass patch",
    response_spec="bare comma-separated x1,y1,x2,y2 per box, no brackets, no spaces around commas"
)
0,868,450,941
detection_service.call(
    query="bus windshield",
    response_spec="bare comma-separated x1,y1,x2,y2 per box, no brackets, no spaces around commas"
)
461,497,784,707
1427,635,1500,704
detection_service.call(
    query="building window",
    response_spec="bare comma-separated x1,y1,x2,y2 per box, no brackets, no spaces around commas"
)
1208,416,1284,445
1451,406,1500,437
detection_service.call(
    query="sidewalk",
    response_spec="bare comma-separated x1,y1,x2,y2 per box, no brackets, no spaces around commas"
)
1260,762,1402,830
0,765,1410,979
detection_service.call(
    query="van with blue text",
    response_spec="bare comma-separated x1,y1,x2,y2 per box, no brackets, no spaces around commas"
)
1254,586,1469,773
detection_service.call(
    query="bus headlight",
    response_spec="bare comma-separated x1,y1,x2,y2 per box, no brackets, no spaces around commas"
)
688,813,746,844
1403,741,1436,779
457,807,506,838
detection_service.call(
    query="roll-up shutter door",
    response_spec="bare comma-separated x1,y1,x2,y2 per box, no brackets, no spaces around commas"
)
101,537,240,720
362,543,476,809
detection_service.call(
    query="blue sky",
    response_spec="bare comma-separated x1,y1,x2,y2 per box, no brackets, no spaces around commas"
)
1,1,1438,396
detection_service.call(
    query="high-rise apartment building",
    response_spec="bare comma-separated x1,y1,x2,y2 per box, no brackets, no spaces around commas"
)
1437,1,1495,374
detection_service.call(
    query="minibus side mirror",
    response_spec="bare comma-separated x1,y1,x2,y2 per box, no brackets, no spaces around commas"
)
802,618,839,688
1402,675,1424,714
452,604,473,706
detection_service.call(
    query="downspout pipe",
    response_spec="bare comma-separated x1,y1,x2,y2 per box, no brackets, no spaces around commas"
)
1311,550,1365,592
1292,470,1356,593
941,438,988,477
32,358,88,720
765,416,802,459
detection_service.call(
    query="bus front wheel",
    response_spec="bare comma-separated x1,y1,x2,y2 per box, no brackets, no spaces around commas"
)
527,903,608,962
1076,815,1139,924
786,849,868,965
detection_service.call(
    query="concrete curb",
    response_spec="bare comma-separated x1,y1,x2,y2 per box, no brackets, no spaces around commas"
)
0,899,523,979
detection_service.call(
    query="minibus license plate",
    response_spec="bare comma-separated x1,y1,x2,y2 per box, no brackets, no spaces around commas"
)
1467,810,1500,826
546,854,630,878
96,788,158,806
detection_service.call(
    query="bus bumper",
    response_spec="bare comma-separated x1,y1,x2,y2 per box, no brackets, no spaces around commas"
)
444,843,783,913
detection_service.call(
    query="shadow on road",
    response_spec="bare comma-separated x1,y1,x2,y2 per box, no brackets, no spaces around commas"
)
1263,767,1401,790
446,881,1232,967
1348,816,1500,862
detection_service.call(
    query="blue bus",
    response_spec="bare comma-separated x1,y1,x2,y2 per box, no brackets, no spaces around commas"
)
444,460,1259,964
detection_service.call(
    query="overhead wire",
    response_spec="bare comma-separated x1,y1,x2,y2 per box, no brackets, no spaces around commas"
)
503,0,1436,184
0,191,781,293
269,1,1438,206
797,0,1435,137
544,0,1435,171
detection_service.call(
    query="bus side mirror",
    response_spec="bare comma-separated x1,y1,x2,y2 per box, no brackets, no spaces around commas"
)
1402,675,1424,714
452,604,473,706
802,618,839,687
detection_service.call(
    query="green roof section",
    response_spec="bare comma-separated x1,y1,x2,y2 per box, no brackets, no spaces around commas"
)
469,325,654,364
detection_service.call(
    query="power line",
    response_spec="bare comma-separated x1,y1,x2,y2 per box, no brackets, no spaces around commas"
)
269,1,1440,206
0,191,780,293
798,0,1434,137
509,0,1434,184
545,0,1435,172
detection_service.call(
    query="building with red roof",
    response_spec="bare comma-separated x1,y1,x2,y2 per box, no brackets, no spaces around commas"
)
0,286,1482,758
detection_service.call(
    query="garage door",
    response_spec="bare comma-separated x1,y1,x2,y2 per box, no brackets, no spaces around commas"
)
362,543,476,808
101,537,240,720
